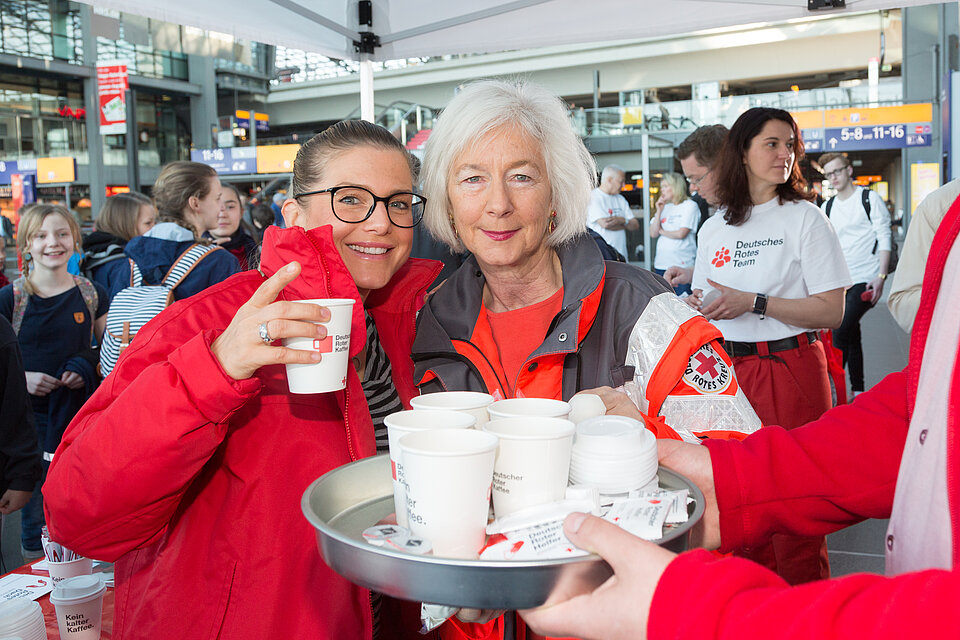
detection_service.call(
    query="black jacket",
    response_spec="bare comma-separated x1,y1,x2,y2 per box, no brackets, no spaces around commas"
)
0,316,42,493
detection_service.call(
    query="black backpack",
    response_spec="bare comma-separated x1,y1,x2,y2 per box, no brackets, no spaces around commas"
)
825,189,899,272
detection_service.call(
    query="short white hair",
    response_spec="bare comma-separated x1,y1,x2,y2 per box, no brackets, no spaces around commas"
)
422,79,597,251
601,165,625,180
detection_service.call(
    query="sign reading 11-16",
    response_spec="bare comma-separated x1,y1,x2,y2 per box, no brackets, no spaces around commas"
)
792,104,933,153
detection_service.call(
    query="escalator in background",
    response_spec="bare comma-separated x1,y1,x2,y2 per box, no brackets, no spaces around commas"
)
346,100,438,152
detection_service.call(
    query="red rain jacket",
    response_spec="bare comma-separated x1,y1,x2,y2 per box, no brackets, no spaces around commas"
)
648,192,960,638
43,224,441,639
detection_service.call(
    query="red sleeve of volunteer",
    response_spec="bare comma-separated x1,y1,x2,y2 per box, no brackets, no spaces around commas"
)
703,369,909,551
43,329,260,561
649,548,960,639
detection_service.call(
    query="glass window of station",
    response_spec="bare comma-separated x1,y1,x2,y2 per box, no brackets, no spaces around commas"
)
0,0,82,63
0,73,86,160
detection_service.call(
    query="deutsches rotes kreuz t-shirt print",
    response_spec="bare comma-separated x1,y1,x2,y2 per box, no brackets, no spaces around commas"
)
692,197,851,343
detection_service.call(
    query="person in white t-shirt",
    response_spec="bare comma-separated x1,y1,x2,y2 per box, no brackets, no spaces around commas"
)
665,124,729,289
818,152,892,397
689,107,851,586
651,172,699,295
587,165,637,258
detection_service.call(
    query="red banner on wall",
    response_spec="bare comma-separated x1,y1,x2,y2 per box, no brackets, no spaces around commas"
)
97,62,129,135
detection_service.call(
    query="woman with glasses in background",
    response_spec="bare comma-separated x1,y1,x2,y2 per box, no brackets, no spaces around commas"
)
689,107,850,585
43,120,441,640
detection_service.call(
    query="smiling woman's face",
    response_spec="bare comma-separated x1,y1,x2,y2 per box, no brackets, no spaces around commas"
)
447,125,554,274
282,146,414,298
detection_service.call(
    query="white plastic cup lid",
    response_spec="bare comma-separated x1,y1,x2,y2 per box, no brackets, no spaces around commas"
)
0,597,40,628
49,574,106,605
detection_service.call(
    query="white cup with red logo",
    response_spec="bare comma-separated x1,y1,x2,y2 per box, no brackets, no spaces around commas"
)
283,298,355,394
384,409,476,527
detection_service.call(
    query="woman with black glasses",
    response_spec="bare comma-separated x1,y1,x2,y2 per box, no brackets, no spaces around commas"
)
689,107,851,586
43,120,441,640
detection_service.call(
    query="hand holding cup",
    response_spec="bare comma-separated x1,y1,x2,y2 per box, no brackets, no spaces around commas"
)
211,261,332,381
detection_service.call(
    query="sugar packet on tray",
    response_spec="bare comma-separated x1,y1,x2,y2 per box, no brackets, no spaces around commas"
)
627,488,690,524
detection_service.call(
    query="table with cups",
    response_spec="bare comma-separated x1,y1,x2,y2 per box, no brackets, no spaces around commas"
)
0,561,113,639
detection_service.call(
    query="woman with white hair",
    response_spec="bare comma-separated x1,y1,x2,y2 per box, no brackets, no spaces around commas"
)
414,79,760,443
650,172,699,295
412,76,762,640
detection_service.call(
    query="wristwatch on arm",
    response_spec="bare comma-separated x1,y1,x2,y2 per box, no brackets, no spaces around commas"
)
752,293,768,319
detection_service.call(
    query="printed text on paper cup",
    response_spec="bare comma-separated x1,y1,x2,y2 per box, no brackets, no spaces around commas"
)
493,471,523,494
65,612,96,634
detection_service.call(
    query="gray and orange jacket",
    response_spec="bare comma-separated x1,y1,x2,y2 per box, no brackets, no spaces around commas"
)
412,234,761,442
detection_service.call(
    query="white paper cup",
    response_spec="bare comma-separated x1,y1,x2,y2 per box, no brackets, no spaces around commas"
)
384,410,476,527
49,574,106,640
398,428,498,559
487,398,571,421
410,391,495,427
47,557,93,586
283,298,355,394
483,417,575,518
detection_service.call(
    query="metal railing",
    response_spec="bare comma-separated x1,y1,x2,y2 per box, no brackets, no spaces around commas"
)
345,100,439,147
575,82,908,137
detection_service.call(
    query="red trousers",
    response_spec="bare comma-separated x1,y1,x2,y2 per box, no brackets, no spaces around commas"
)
730,334,832,585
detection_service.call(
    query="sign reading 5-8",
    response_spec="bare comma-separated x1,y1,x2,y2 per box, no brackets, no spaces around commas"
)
840,125,906,141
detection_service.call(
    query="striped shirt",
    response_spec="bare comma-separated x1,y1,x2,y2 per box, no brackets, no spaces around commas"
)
362,311,402,454
360,310,401,640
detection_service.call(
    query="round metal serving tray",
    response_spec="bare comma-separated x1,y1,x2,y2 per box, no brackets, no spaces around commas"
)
301,454,704,610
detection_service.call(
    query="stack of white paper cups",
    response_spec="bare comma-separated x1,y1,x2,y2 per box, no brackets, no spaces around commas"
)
487,398,571,421
410,391,495,427
569,415,658,494
384,409,476,527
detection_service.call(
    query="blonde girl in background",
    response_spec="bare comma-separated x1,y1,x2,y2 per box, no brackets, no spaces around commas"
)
0,204,108,559
650,172,699,295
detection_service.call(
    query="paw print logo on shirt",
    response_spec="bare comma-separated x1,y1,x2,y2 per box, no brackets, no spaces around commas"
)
711,247,731,267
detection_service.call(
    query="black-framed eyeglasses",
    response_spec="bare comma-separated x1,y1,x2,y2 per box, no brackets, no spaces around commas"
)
294,186,426,228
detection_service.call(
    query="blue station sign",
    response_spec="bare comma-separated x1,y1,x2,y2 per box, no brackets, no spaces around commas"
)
191,147,257,175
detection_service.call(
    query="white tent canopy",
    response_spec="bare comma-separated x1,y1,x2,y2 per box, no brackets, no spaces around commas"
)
79,0,936,63
76,0,939,119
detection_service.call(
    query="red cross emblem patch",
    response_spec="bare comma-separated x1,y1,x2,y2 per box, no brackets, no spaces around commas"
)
681,344,731,394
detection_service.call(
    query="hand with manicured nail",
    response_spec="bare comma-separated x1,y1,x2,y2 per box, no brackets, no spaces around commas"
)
211,261,334,380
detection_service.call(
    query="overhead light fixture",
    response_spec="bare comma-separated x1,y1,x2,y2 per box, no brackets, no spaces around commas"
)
808,0,845,10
